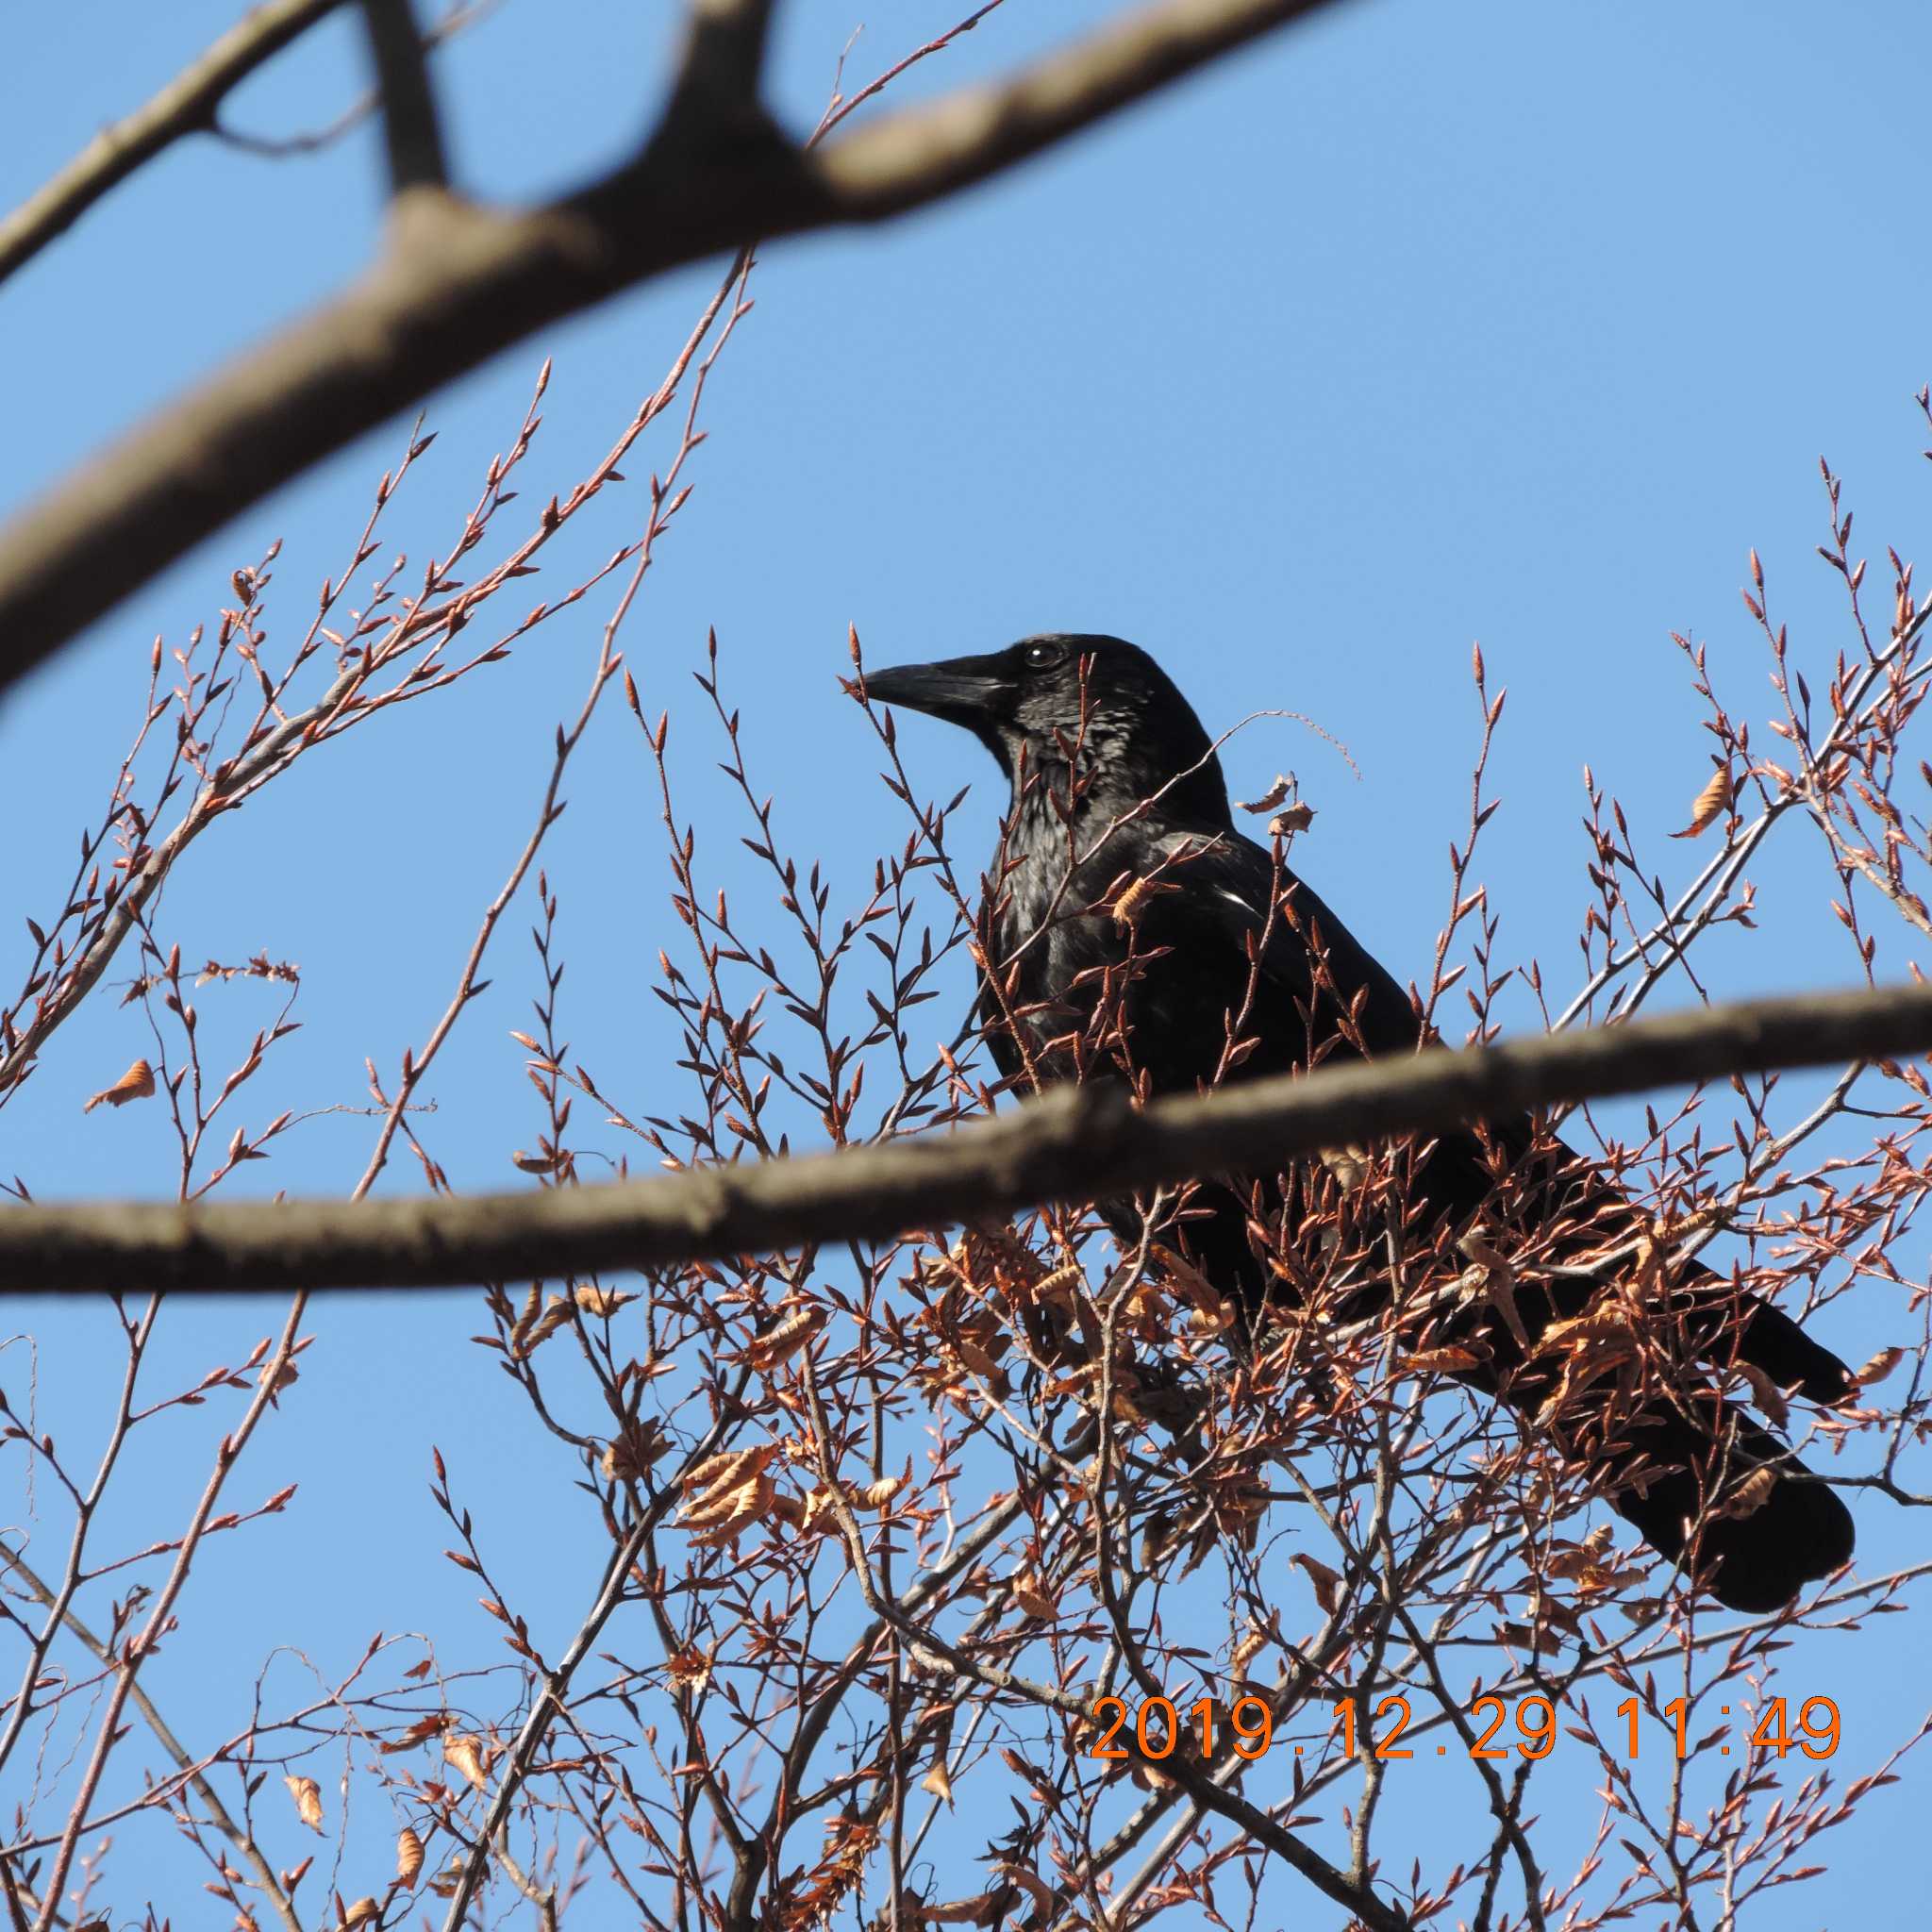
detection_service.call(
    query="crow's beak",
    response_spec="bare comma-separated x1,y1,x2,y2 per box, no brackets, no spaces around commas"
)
862,657,1011,729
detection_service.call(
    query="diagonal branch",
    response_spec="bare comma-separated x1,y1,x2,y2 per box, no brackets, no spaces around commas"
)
0,0,349,287
0,0,1345,700
0,1541,302,1932
2,979,1927,1292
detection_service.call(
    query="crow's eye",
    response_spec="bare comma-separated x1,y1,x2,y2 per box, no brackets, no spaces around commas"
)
1021,641,1064,672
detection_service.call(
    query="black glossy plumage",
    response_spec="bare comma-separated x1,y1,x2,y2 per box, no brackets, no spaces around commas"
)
864,633,1857,1613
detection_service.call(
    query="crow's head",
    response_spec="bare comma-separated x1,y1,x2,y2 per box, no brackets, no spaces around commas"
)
861,634,1230,826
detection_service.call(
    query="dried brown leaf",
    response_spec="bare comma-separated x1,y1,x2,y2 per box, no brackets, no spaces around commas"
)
283,1774,324,1833
922,1897,993,1926
1029,1262,1084,1310
510,1292,574,1357
1739,1361,1790,1429
82,1058,155,1113
601,1421,666,1481
443,1732,489,1790
574,1282,637,1318
1111,874,1181,929
1856,1345,1905,1388
1293,1551,1343,1616
1669,766,1733,839
664,1647,714,1692
741,1303,827,1373
1720,1466,1779,1520
682,1443,777,1500
1405,1345,1480,1374
1237,774,1292,814
1010,1570,1058,1620
1495,1621,1565,1654
1230,1621,1269,1682
1458,1230,1530,1351
856,1473,908,1512
685,1473,778,1545
1151,1243,1235,1334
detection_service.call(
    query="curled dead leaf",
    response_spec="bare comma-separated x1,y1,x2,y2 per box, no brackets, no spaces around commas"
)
601,1420,666,1481
1544,1528,1624,1594
1010,1570,1058,1620
1458,1230,1530,1351
1720,1466,1779,1520
921,1898,993,1925
1292,1551,1343,1617
1150,1243,1235,1334
1270,802,1315,837
1237,774,1293,814
998,1864,1058,1914
83,1058,155,1113
740,1302,827,1374
1111,874,1181,929
1317,1142,1368,1188
574,1282,637,1318
377,1713,446,1756
682,1473,778,1545
397,1824,424,1884
284,1774,324,1832
856,1472,908,1511
767,1489,809,1530
258,1356,299,1397
1856,1345,1905,1388
681,1442,778,1503
341,1900,380,1929
1404,1345,1480,1374
509,1291,574,1357
920,1759,955,1806
442,1732,489,1790
1670,766,1733,839
1738,1362,1790,1429
1029,1262,1084,1310
1230,1621,1269,1682
1495,1621,1565,1654
664,1646,714,1692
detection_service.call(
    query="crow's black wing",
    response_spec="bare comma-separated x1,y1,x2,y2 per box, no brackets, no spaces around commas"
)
1126,827,1856,1610
1142,827,1852,1392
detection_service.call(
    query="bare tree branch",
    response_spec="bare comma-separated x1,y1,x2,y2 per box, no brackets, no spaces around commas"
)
659,0,779,128
3,979,1927,1292
211,0,505,160
0,0,1344,701
0,0,348,287
358,0,449,192
0,1541,302,1932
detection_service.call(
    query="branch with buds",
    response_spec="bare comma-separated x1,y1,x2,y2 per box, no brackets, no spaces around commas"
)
7,979,1932,1291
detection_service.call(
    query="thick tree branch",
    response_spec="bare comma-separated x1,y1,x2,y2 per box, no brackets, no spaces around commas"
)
660,0,779,125
0,0,348,287
3,981,1927,1293
0,0,1342,699
358,0,449,192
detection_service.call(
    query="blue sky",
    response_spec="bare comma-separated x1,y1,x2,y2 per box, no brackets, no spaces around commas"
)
2,0,1929,1921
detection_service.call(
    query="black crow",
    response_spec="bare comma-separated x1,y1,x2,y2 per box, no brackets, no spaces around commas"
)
863,633,1856,1612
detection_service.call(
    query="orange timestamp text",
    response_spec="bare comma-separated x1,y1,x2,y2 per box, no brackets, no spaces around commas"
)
1088,1692,1840,1763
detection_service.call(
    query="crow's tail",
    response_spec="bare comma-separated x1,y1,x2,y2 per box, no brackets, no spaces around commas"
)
1598,1401,1854,1612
